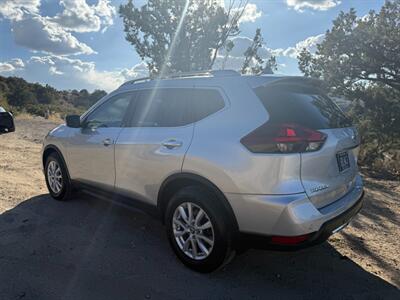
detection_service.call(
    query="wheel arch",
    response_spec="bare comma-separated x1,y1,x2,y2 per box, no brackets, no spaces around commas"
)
157,172,239,232
42,145,71,180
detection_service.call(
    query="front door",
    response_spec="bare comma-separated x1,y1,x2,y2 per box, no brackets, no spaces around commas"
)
115,88,194,204
67,92,134,190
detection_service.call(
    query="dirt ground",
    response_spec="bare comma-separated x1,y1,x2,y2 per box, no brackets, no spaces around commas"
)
0,116,399,299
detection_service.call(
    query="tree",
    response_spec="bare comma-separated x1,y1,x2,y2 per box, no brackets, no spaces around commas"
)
298,1,400,95
88,90,107,106
263,56,277,75
73,89,107,108
8,88,36,106
34,84,57,104
241,28,277,75
0,93,10,111
349,85,400,169
0,75,107,118
119,0,248,76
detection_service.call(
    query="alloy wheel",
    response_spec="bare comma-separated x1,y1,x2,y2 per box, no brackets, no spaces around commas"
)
172,202,215,260
47,160,63,194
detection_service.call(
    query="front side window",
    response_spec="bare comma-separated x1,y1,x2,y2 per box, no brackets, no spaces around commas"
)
84,93,133,128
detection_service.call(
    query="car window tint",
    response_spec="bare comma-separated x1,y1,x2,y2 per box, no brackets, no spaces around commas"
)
85,93,133,128
132,89,189,127
130,88,225,127
254,84,352,129
190,89,225,122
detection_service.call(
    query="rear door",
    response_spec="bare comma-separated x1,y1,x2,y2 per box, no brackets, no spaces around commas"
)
254,83,360,208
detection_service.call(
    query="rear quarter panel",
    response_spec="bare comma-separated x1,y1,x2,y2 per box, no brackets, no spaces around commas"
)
182,78,304,195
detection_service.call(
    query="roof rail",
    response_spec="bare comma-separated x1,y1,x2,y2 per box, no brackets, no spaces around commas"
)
211,70,240,77
162,69,240,79
160,70,212,79
119,76,152,87
119,69,240,88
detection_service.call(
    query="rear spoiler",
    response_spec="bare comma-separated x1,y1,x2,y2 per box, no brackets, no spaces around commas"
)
248,75,325,90
265,76,323,88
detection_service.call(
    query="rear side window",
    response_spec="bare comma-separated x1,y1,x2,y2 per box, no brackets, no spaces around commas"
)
131,89,189,127
190,89,225,122
253,84,352,129
130,88,224,127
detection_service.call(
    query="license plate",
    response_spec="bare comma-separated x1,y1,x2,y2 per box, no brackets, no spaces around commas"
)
336,151,350,172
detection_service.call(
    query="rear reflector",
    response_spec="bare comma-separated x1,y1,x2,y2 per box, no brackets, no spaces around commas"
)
271,234,310,245
240,122,327,154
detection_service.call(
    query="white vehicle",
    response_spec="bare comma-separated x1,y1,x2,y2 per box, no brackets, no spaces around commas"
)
42,70,364,272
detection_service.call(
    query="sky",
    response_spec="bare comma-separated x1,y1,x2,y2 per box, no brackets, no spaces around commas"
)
0,0,385,92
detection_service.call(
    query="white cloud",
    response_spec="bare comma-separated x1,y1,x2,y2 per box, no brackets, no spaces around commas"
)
0,1,114,56
94,0,116,32
12,14,96,55
213,55,244,72
49,66,64,75
233,3,262,24
0,63,15,72
286,0,341,11
9,58,25,69
0,58,25,73
220,36,274,58
277,33,325,58
9,56,148,91
214,36,276,71
0,0,40,21
52,0,116,33
119,62,149,80
84,63,148,91
214,33,325,74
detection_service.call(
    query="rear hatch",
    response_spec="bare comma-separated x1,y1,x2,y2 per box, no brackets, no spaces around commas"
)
253,78,360,209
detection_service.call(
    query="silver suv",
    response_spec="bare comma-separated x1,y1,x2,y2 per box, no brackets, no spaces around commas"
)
42,70,364,272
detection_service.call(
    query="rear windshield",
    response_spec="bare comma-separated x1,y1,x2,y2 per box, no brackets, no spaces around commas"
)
253,84,352,129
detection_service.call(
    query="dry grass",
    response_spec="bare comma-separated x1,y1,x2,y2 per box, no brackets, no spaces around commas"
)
329,177,400,287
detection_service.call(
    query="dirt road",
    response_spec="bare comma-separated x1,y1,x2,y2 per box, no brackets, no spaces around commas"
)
0,116,399,299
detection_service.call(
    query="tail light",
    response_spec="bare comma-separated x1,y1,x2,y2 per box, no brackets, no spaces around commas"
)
240,123,327,154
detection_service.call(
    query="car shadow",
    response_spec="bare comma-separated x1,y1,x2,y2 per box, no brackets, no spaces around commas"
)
0,193,398,300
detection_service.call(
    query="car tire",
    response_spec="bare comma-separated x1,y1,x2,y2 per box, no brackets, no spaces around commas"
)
165,185,235,273
45,152,72,201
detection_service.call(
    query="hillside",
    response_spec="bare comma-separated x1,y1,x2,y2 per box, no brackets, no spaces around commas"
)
0,75,107,117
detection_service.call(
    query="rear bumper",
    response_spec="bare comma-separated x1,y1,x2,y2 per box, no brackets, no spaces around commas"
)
225,174,364,238
310,191,363,243
240,191,363,250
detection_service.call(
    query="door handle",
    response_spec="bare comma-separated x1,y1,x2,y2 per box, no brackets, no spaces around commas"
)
103,138,113,146
162,139,182,149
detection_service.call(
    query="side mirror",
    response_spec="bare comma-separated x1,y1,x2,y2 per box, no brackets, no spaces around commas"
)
66,115,81,128
0,111,15,135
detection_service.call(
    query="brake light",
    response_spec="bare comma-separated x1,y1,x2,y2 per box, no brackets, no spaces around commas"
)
240,123,327,153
